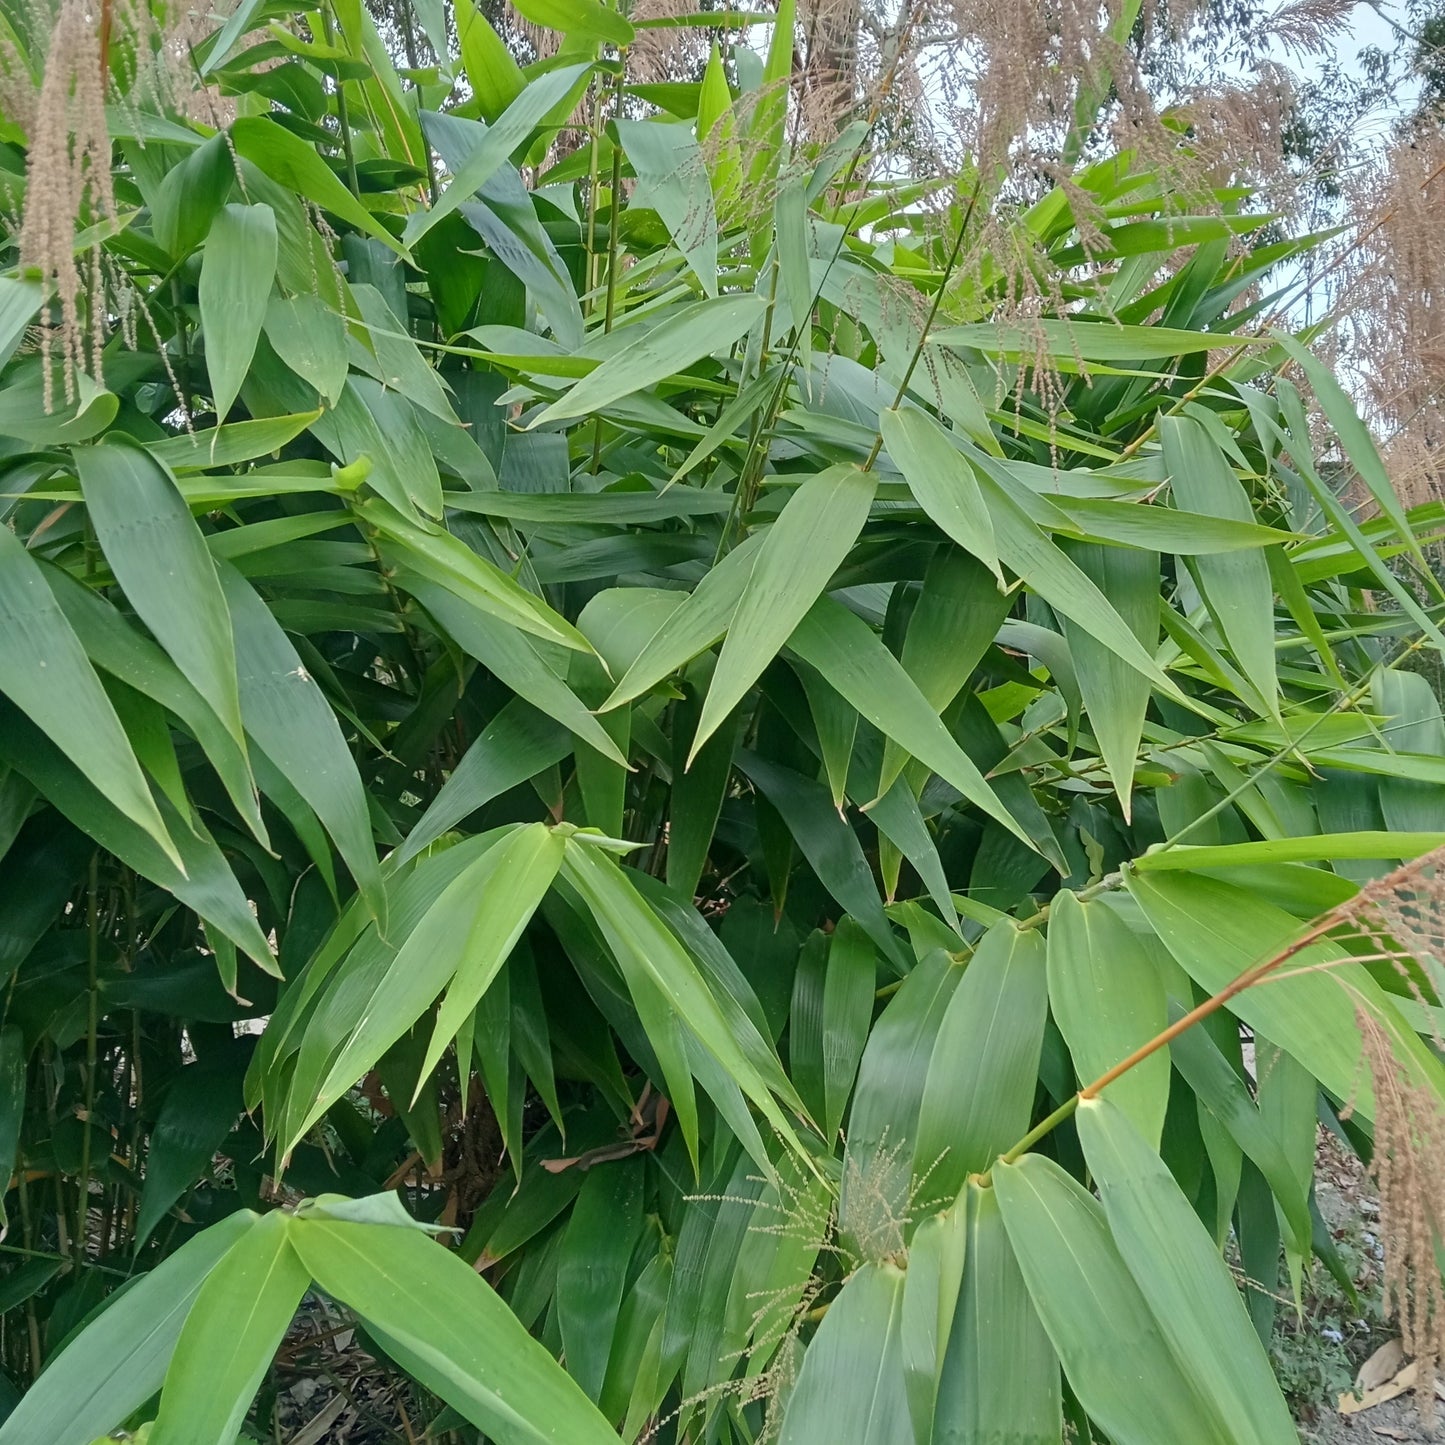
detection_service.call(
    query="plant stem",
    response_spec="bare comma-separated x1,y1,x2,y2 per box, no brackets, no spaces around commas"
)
75,852,99,1270
322,5,361,199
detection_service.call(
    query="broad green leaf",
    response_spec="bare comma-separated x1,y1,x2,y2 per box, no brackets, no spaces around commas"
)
978,468,1177,693
934,1181,1061,1444
216,562,384,925
692,467,876,759
788,595,1028,845
78,438,246,751
135,1061,243,1247
914,921,1047,1206
150,1211,308,1445
406,65,594,245
882,406,999,580
1058,495,1295,554
531,295,766,428
1125,865,1445,1123
1077,1097,1298,1445
148,412,323,472
557,1158,645,1401
0,277,42,368
294,824,561,1149
994,1153,1221,1445
0,1211,256,1445
1059,539,1157,819
199,203,277,420
778,1263,911,1445
0,1026,25,1231
616,119,718,296
231,117,404,254
1133,833,1445,869
602,531,767,709
899,1197,967,1442
455,0,525,119
398,570,627,764
417,824,567,1086
841,952,960,1262
263,293,348,406
931,318,1255,361
289,1214,621,1445
821,919,875,1140
0,527,176,865
560,840,808,1166
510,0,633,42
399,700,572,866
1374,667,1445,834
0,702,276,970
1162,415,1278,716
1046,891,1168,1145
363,497,588,651
1167,1014,1310,1256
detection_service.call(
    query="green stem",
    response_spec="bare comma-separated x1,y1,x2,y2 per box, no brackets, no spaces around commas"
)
75,852,99,1270
322,6,361,198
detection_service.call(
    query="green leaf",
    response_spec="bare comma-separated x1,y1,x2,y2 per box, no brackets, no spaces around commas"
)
840,950,961,1255
882,407,999,580
199,203,278,420
933,1180,1061,1444
787,595,1028,845
1133,833,1445,869
899,1196,967,1442
820,919,875,1140
557,1158,645,1401
778,1263,911,1445
263,293,348,407
692,467,876,760
217,562,384,926
406,65,594,246
0,527,177,866
0,1211,256,1445
231,117,404,255
1059,540,1157,820
455,0,525,120
399,700,572,866
930,318,1255,361
150,1212,308,1445
291,824,561,1151
1373,667,1445,834
135,1060,243,1247
1162,416,1278,716
560,839,808,1167
994,1153,1221,1445
531,295,766,428
77,438,246,752
0,1025,26,1231
148,412,323,472
1076,1097,1298,1445
417,823,567,1086
1124,865,1445,1124
1046,891,1168,1146
616,119,718,297
290,1213,621,1445
914,921,1047,1205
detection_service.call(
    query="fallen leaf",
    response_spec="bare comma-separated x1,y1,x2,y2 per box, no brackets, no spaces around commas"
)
1359,1338,1407,1392
1340,1361,1419,1416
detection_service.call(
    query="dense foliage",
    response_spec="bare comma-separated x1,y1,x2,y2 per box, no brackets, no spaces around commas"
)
0,0,1444,1441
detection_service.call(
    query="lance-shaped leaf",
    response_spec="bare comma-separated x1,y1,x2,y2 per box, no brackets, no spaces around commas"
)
150,1211,309,1445
0,1211,257,1445
217,561,384,926
692,466,877,761
882,406,999,580
778,1263,912,1445
0,526,177,865
1046,890,1168,1146
1162,415,1279,717
994,1153,1223,1445
914,921,1048,1206
199,202,277,421
1077,1097,1299,1445
616,119,718,297
289,1212,622,1445
77,438,246,752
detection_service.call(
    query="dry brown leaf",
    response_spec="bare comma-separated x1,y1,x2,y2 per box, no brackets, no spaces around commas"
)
1340,1360,1419,1415
1359,1338,1407,1391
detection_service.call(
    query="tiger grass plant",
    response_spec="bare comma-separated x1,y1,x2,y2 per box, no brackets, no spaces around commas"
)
0,0,1444,1439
